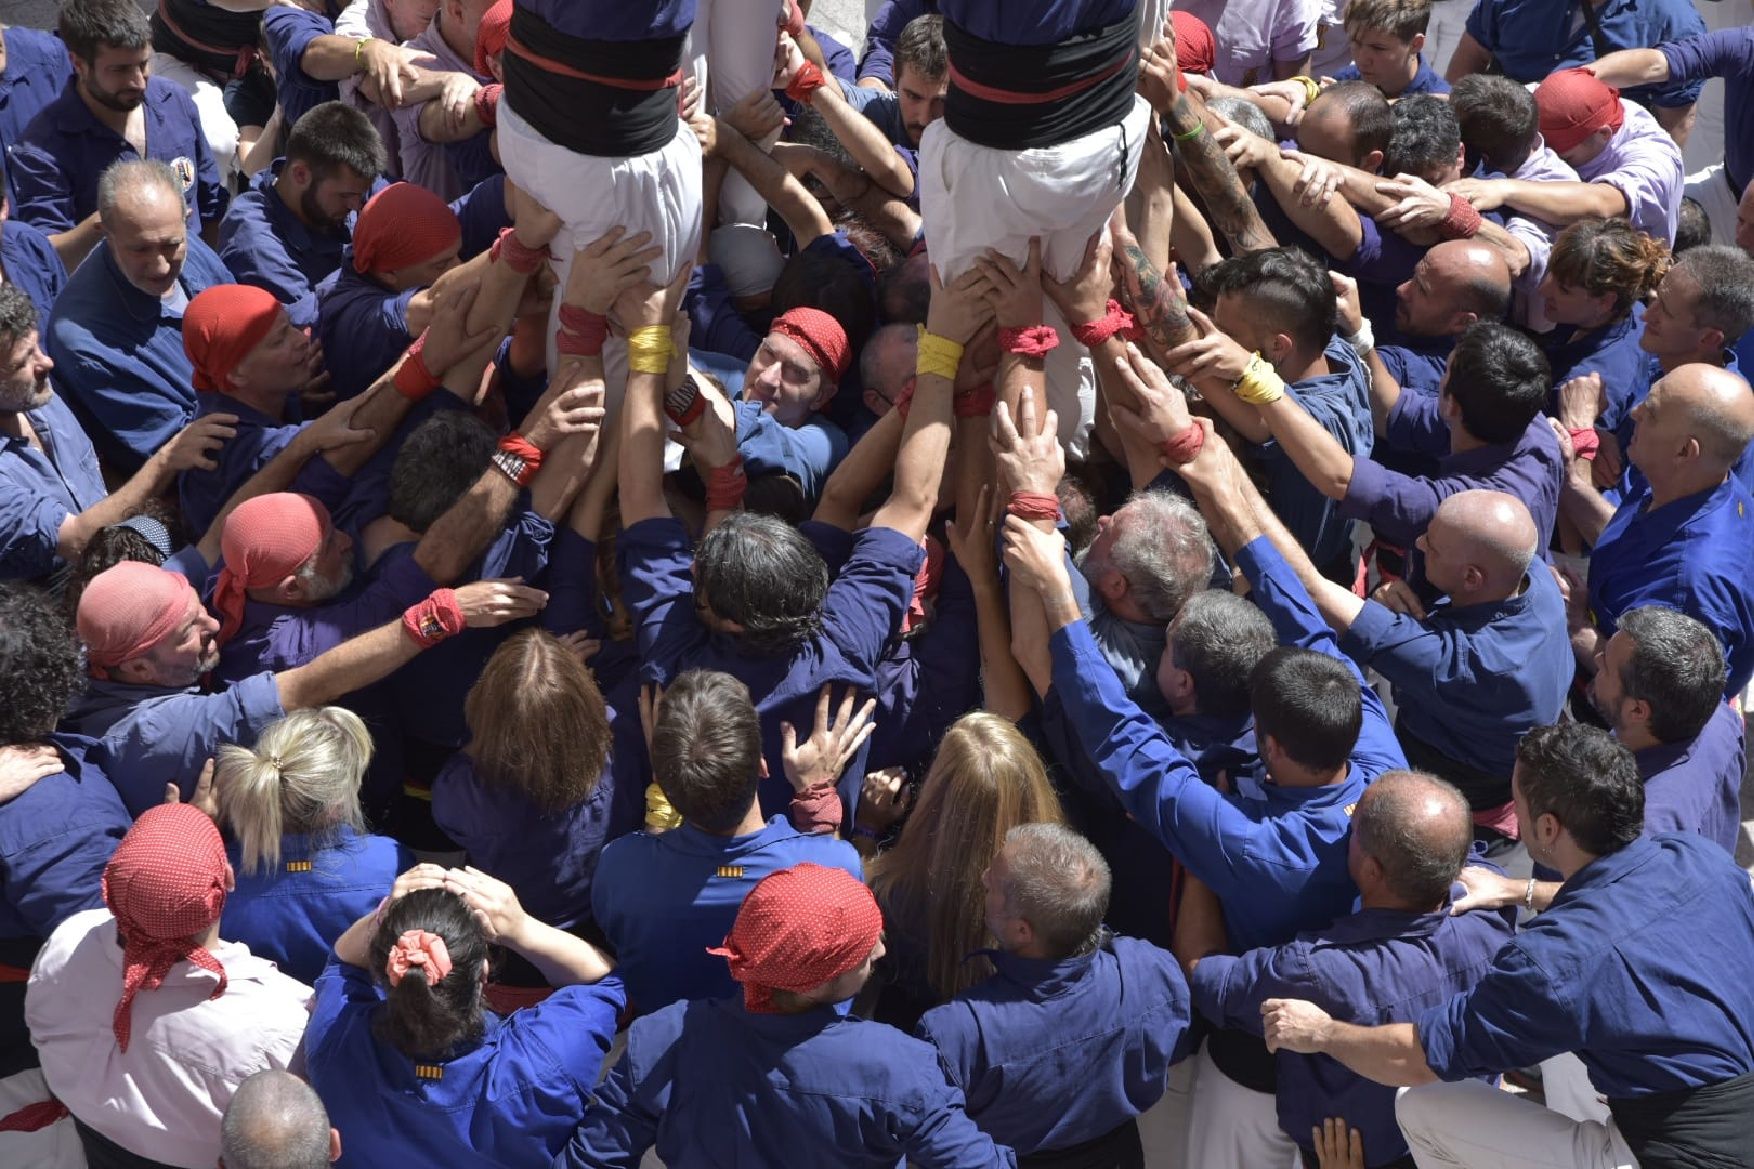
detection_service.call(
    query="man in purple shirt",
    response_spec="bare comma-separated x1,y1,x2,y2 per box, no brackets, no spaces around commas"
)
1590,606,1745,854
391,0,496,202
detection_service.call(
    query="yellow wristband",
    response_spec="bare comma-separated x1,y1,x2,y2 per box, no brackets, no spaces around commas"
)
354,37,374,72
916,331,965,381
1233,352,1286,406
1292,75,1321,108
627,325,676,375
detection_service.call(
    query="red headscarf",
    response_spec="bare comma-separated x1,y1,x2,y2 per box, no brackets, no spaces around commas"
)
352,183,462,276
77,562,197,676
1170,11,1216,80
102,804,231,1051
707,864,884,1012
1535,68,1624,155
183,285,283,393
769,308,851,394
213,493,332,646
474,0,512,76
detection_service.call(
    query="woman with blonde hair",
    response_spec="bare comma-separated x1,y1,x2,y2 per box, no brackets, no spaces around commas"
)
217,706,412,983
865,711,1064,1029
431,629,645,942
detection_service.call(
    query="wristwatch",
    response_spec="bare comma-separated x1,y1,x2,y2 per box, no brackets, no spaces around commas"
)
492,448,530,487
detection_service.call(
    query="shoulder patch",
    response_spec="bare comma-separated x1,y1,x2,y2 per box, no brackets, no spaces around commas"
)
715,865,746,879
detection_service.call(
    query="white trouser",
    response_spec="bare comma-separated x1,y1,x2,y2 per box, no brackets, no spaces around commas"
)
495,100,705,392
917,95,1151,456
1684,165,1742,248
1184,1044,1300,1169
1138,1053,1195,1169
147,53,239,185
1396,1080,1639,1169
1542,1053,1612,1125
0,1067,86,1169
687,0,785,228
1421,0,1474,79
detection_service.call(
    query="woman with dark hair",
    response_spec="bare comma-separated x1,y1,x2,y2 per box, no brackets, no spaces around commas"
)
304,865,623,1168
430,630,645,942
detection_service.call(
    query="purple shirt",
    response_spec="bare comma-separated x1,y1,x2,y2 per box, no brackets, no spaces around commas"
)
1660,28,1754,196
1575,100,1685,246
1500,142,1579,333
1173,0,1319,86
1637,701,1745,857
619,517,923,818
1343,391,1564,553
391,14,490,201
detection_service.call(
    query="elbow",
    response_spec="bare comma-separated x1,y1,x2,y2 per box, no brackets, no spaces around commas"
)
1319,468,1354,502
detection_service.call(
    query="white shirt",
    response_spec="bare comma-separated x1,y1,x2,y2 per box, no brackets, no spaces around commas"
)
25,909,312,1169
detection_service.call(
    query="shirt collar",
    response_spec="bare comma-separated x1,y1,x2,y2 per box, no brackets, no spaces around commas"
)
1552,834,1658,903
98,243,186,323
1311,902,1453,947
984,936,1105,998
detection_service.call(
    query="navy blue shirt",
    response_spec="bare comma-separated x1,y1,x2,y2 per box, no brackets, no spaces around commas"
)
45,235,233,473
917,936,1194,1156
0,217,67,324
261,6,341,131
1465,0,1708,109
1340,566,1573,795
1194,892,1516,1167
1046,537,1406,955
1589,474,1754,696
1540,302,1647,437
591,817,863,1014
1637,700,1744,857
1257,338,1375,571
219,161,350,328
1331,55,1450,98
11,75,227,232
1420,834,1754,1099
178,392,304,538
0,390,107,581
0,734,130,944
220,826,412,985
313,258,413,401
558,996,1016,1169
0,26,72,210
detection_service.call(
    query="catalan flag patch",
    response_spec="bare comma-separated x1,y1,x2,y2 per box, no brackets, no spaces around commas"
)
285,860,313,873
414,1063,444,1081
715,865,746,879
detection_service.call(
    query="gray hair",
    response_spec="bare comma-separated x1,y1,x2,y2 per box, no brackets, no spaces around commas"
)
1673,246,1754,342
998,823,1111,958
1207,95,1276,143
1169,589,1277,718
220,1070,331,1169
1616,606,1727,744
97,158,184,226
1106,489,1215,623
1352,771,1472,907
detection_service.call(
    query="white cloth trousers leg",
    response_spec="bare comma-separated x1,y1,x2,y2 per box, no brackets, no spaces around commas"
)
0,1067,86,1169
147,53,239,185
1137,1052,1195,1169
1541,1053,1613,1125
1183,1043,1301,1169
1396,1080,1639,1169
916,95,1151,456
689,0,786,228
495,101,704,394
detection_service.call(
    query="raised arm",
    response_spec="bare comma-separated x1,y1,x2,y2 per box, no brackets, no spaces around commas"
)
1217,126,1363,260
782,41,917,199
699,103,835,249
1264,1002,1440,1087
56,414,238,562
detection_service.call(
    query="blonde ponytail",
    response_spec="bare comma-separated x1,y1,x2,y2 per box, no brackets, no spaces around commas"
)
216,707,374,875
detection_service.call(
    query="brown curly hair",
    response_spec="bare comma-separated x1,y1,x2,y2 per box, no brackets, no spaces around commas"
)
1547,217,1670,318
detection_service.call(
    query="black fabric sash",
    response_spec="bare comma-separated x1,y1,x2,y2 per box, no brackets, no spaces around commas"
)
943,16,1138,151
1020,1117,1145,1169
1608,1070,1754,1168
502,5,685,158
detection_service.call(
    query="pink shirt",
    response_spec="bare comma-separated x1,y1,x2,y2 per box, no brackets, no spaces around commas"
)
25,910,311,1169
1576,99,1686,246
1174,0,1319,87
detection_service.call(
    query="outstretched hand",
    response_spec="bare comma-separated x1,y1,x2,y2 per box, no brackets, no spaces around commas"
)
782,685,879,793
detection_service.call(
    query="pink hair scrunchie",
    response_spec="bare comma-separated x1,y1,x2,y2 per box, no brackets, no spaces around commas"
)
386,930,453,987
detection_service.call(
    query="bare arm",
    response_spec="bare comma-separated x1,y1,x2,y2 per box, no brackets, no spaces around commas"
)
707,111,835,247
810,80,916,198
55,415,237,560
1444,32,1494,83
1584,48,1670,90
1265,1007,1442,1088
813,404,906,532
47,214,104,272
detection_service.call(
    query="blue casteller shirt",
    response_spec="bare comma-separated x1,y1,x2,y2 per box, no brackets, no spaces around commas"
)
262,6,342,131
1257,338,1375,570
1419,833,1754,1098
431,743,645,932
220,826,412,985
1589,474,1754,696
1331,56,1450,97
0,26,72,210
515,0,695,42
1540,303,1646,436
621,516,923,818
1193,891,1516,1167
0,391,107,581
46,235,233,473
1660,28,1754,197
219,160,352,328
313,257,415,401
1046,536,1406,954
591,817,862,1014
557,996,1016,1169
306,958,624,1169
67,671,286,816
0,734,130,944
178,392,304,537
917,936,1194,1156
1637,700,1745,857
11,75,227,232
1465,0,1707,109
0,218,67,324
1340,565,1573,792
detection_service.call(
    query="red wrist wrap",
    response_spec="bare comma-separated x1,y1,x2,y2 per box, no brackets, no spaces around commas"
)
556,305,608,357
1161,424,1205,465
1438,193,1482,240
894,376,917,420
1070,299,1139,347
706,455,748,511
393,334,439,400
1568,427,1601,461
1008,491,1061,522
490,226,549,275
786,60,827,104
403,588,465,648
953,381,995,418
473,82,502,127
998,325,1060,359
782,0,807,37
498,433,543,486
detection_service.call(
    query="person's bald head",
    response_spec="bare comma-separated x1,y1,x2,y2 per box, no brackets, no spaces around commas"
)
1419,489,1538,600
1396,240,1512,337
1349,770,1472,909
1628,363,1754,483
1296,81,1392,171
220,1070,337,1169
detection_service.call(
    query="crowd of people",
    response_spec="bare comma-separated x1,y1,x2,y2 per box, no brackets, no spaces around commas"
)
0,0,1753,1165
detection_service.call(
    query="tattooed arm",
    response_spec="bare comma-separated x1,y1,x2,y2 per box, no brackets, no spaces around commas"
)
1112,226,1196,369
